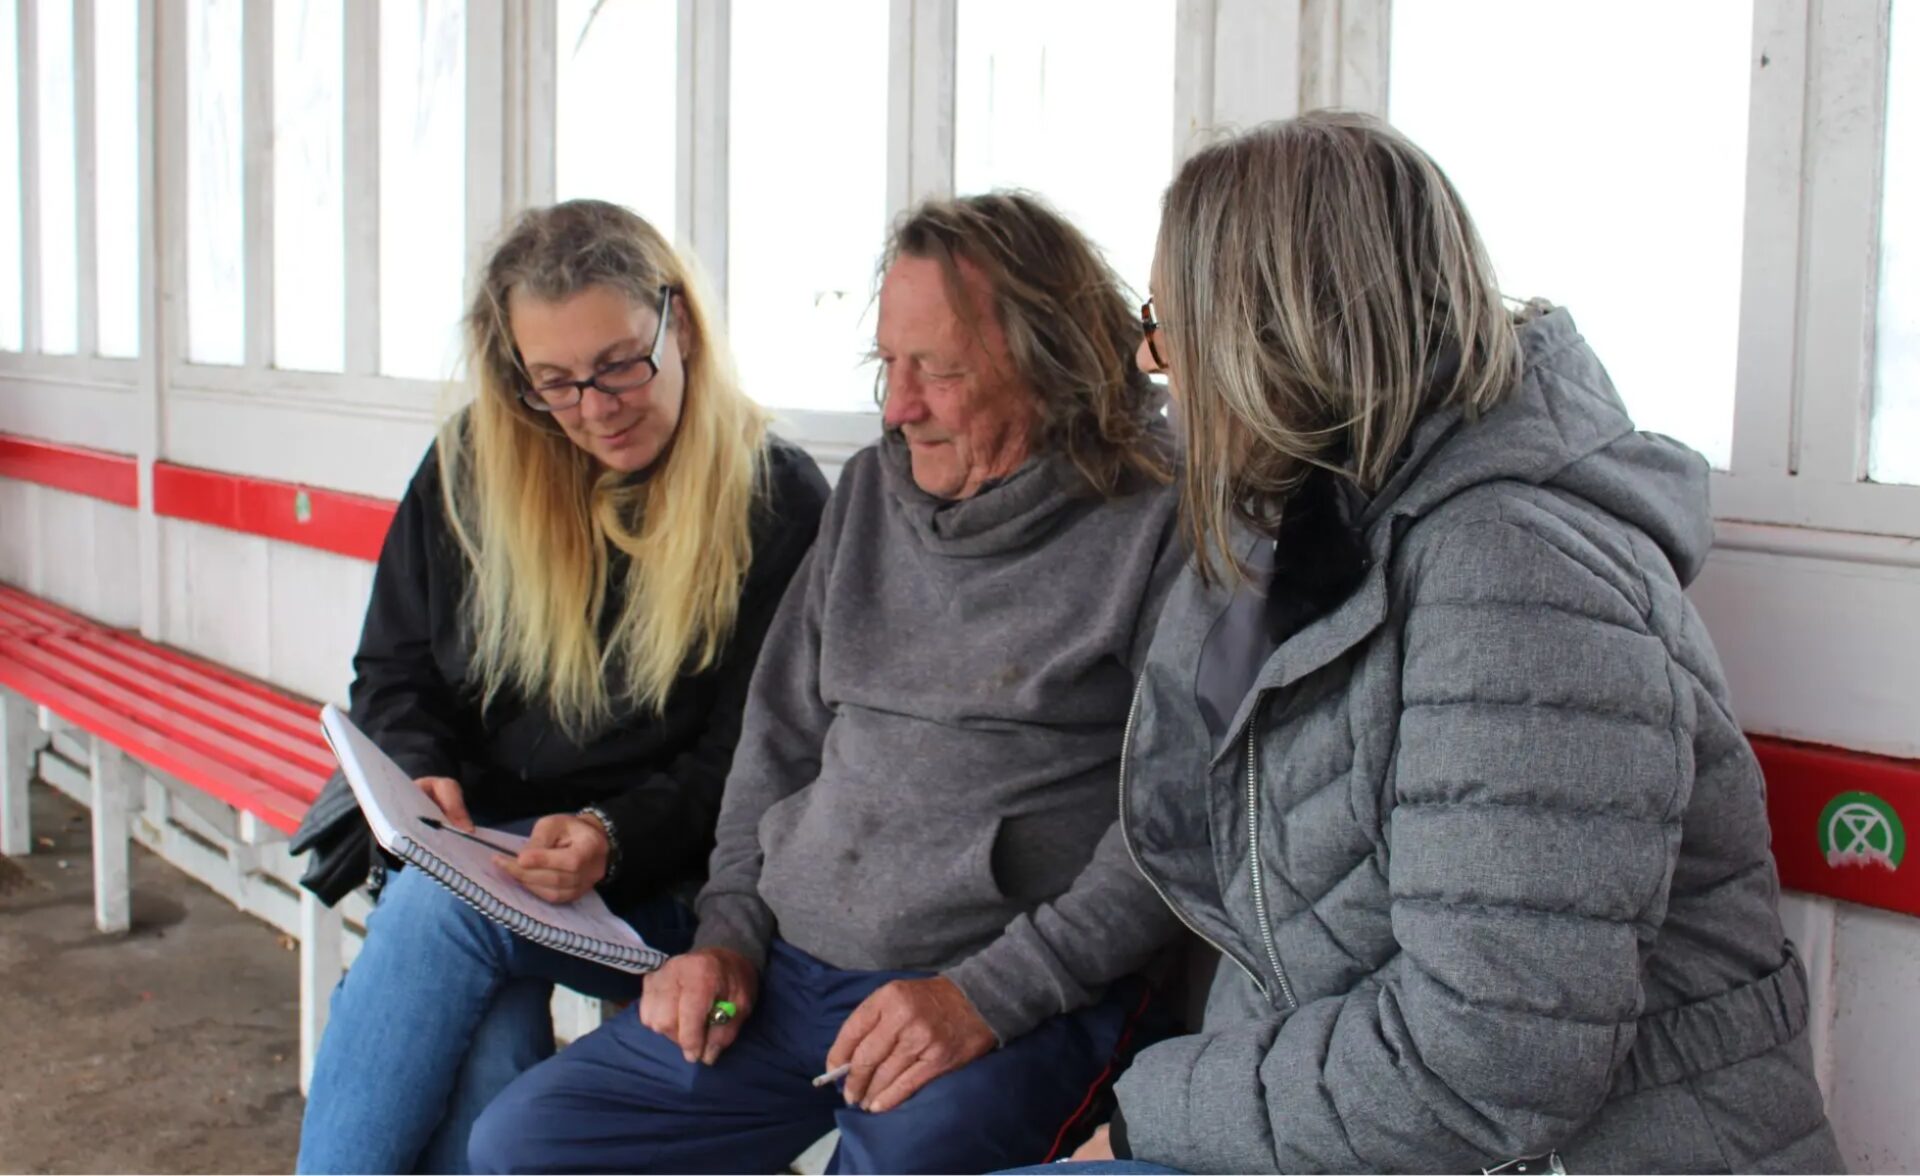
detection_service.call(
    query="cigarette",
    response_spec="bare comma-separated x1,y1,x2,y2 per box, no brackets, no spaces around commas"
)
812,1062,852,1087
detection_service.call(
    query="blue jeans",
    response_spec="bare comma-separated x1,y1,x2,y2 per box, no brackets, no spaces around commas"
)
296,852,696,1174
469,938,1154,1174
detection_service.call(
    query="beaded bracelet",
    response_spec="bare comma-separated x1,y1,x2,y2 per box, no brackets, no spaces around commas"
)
576,804,623,885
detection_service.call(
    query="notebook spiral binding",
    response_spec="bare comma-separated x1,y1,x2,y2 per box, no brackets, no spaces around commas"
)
395,836,668,973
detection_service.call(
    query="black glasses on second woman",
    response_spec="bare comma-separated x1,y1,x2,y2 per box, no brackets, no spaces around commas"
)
1140,297,1166,373
519,284,681,412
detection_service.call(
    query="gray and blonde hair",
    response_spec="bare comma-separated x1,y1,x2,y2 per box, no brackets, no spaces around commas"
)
1156,112,1524,582
881,192,1171,496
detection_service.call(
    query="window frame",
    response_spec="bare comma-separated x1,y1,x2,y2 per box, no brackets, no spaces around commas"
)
1362,0,1919,546
0,0,1908,547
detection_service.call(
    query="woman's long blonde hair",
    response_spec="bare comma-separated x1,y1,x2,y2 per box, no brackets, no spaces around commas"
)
440,200,770,740
1157,112,1524,583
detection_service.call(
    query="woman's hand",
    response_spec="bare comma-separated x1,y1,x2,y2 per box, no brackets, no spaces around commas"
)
640,947,762,1065
493,813,610,903
415,776,472,830
1072,1124,1116,1162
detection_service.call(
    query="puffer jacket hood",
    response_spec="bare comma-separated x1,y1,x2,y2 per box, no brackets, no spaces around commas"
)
1368,306,1713,587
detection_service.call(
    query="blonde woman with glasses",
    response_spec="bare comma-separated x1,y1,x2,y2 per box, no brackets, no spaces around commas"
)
1058,114,1841,1173
296,200,828,1174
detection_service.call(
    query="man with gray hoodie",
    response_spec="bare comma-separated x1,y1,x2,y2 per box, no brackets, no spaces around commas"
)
471,193,1186,1175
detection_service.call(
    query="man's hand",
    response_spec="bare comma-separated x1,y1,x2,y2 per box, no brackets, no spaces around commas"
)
640,947,761,1065
415,776,472,830
826,976,996,1113
1072,1124,1116,1162
492,814,610,904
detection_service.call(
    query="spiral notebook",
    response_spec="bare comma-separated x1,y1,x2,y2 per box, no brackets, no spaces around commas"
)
318,703,667,974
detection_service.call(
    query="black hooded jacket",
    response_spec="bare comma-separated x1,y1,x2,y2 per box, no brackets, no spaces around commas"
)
343,433,828,908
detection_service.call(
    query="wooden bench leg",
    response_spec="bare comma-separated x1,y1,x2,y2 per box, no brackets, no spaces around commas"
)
1,691,35,857
299,889,343,1096
89,741,136,934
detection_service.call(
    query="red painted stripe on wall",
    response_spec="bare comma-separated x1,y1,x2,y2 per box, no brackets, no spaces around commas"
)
0,432,139,507
1756,735,1920,918
152,462,397,562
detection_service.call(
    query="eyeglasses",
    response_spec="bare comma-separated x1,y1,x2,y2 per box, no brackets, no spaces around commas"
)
1140,297,1165,373
518,284,680,412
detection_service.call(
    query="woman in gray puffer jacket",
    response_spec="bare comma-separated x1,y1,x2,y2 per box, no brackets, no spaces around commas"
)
1091,114,1843,1174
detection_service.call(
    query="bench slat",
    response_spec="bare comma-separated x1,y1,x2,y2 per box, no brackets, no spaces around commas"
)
0,586,99,635
4,639,323,803
59,631,328,754
79,629,321,724
0,656,310,833
35,635,335,776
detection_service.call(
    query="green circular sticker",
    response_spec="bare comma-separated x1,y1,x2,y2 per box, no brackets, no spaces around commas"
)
1818,791,1905,871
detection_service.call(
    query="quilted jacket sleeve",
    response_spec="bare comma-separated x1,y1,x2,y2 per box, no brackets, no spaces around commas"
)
1114,509,1695,1173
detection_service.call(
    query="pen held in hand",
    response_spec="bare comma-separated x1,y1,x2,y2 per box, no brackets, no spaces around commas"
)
420,815,522,856
812,1062,852,1088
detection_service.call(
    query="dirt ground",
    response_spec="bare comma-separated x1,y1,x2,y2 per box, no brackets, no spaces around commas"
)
0,781,304,1174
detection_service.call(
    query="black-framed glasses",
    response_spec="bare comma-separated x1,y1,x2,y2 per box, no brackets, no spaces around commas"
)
518,284,680,412
1140,297,1166,373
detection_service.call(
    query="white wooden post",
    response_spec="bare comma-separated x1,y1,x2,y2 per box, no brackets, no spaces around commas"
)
549,986,610,1046
1,692,37,856
299,888,343,1095
89,740,136,933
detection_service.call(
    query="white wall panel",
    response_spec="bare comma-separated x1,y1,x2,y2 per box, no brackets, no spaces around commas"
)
160,517,272,680
33,489,96,613
164,390,437,500
1690,547,1920,759
266,541,375,705
1826,905,1920,1172
0,479,37,586
0,376,141,452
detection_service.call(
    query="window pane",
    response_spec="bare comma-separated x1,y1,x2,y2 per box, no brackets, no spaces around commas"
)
1871,2,1920,485
729,0,888,413
1389,1,1752,469
0,0,21,351
555,0,676,238
188,0,245,365
35,0,76,354
94,0,138,358
954,0,1174,302
273,0,343,371
379,0,465,380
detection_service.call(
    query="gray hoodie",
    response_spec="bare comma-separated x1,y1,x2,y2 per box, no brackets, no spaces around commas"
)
1114,309,1842,1173
695,433,1184,1041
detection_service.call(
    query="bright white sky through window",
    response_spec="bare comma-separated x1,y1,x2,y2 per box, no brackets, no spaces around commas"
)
188,0,245,365
1390,1,1753,469
556,0,678,239
728,0,889,414
94,0,140,359
0,0,20,351
954,0,1176,303
274,0,346,372
1871,0,1919,486
379,0,466,381
35,0,77,354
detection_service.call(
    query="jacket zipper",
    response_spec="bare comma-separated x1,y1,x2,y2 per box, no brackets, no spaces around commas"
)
1244,708,1298,1011
1117,678,1271,1002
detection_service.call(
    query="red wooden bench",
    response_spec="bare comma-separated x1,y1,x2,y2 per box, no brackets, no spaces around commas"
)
0,579,330,925
0,582,346,1087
